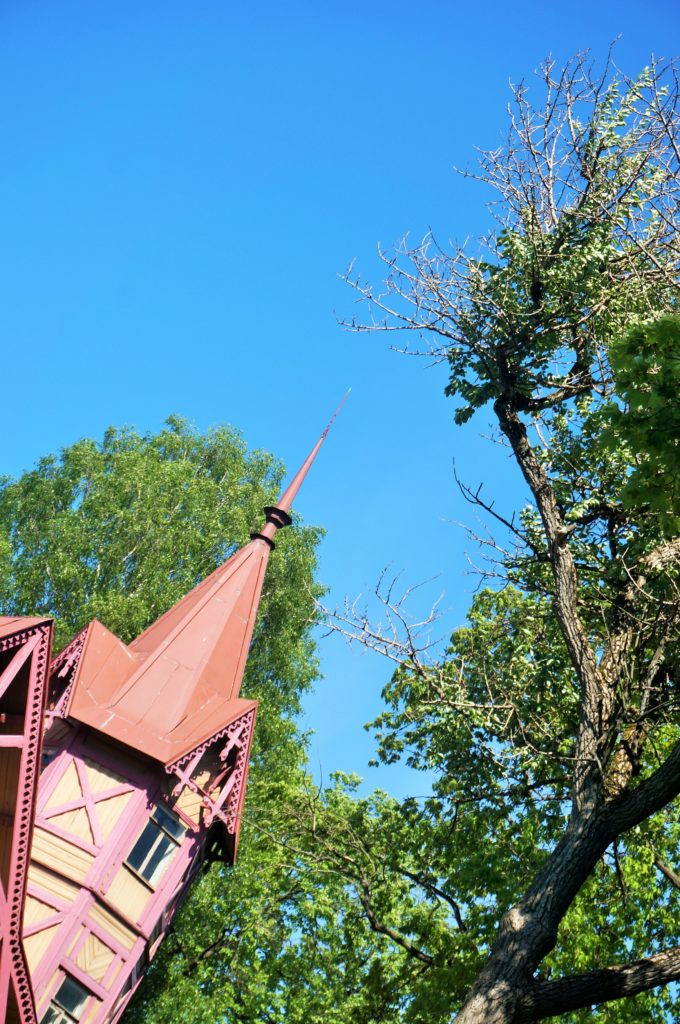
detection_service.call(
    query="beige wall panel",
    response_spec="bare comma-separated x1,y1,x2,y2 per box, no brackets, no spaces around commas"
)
27,863,81,905
175,769,211,823
82,757,127,793
67,925,85,958
23,893,59,928
31,827,94,882
105,866,151,923
76,932,116,983
176,785,202,823
23,923,61,973
48,807,94,844
44,759,82,809
88,903,137,951
95,792,133,840
83,998,103,1024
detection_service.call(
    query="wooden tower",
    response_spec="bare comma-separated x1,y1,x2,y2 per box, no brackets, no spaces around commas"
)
0,414,339,1024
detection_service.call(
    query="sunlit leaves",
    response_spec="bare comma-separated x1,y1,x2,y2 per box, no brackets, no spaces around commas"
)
605,315,680,534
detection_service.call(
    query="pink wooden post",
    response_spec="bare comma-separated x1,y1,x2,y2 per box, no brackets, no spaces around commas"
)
0,618,52,1024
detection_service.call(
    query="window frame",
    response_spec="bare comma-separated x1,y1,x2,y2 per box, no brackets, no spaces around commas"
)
124,804,185,889
41,974,91,1023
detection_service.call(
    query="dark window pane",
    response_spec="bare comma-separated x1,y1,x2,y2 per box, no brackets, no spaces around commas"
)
126,806,184,885
54,975,90,1018
152,804,184,840
126,821,158,873
143,833,176,884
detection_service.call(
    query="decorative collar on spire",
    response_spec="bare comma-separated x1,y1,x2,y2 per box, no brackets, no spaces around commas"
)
252,390,350,547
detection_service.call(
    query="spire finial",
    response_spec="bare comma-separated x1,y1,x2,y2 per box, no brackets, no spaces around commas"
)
253,391,349,545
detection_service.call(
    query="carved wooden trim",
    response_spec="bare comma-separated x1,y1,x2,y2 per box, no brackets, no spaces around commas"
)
0,620,52,1024
166,709,256,835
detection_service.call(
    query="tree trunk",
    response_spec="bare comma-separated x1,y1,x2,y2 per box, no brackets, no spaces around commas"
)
454,810,611,1023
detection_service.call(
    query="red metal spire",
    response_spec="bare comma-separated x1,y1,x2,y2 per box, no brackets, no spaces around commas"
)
63,399,347,766
255,390,350,544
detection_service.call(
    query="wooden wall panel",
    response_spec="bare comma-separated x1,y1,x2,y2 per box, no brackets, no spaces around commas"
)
23,894,58,929
48,808,94,845
83,998,103,1024
105,867,150,923
23,924,60,973
75,934,115,983
0,750,20,888
0,820,13,893
175,769,211,825
82,758,127,793
175,785,202,823
44,760,81,809
87,905,136,952
95,793,133,841
31,828,94,882
27,864,80,906
0,748,20,812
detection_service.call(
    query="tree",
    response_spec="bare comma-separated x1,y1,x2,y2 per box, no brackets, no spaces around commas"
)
320,51,680,1022
606,314,680,532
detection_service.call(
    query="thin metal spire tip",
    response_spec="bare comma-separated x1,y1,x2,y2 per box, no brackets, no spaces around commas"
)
321,389,351,441
254,393,350,543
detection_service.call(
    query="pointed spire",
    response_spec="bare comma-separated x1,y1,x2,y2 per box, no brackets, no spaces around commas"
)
64,398,347,766
255,390,350,545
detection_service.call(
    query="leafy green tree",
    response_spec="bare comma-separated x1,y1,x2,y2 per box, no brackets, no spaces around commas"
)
606,315,680,532
326,51,680,1022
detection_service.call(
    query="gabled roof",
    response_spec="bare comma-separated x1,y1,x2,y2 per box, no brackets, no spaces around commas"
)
64,540,266,765
0,616,50,635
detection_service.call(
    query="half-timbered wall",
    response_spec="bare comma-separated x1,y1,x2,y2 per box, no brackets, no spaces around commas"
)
23,648,255,1023
24,729,206,1024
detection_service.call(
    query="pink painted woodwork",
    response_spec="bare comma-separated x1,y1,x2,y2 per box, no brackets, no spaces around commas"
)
5,408,343,1024
25,728,206,1022
0,617,52,1024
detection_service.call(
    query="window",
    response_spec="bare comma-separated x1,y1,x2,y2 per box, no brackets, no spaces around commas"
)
125,804,185,886
42,975,90,1023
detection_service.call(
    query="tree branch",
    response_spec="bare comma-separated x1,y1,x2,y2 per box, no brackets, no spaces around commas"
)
517,945,680,1021
654,853,680,892
357,878,435,965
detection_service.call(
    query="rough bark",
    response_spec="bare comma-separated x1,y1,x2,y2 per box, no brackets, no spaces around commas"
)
454,738,680,1023
516,946,680,1021
452,390,680,1023
493,396,615,815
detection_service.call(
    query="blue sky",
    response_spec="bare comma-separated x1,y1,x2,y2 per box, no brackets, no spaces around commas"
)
1,1,677,793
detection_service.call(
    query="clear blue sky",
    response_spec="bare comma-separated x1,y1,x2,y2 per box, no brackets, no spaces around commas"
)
1,1,677,793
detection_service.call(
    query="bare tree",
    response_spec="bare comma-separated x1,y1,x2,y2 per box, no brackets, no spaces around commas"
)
332,51,680,1023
